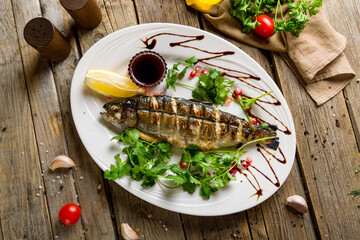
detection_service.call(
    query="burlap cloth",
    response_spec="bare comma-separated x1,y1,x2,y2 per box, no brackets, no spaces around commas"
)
195,0,355,105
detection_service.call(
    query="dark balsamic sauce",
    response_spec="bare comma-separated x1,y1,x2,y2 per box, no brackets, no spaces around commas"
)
257,144,286,164
128,51,167,87
131,55,164,85
247,102,291,135
141,33,204,50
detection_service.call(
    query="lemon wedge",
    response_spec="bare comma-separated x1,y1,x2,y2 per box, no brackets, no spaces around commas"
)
185,0,223,11
84,69,144,98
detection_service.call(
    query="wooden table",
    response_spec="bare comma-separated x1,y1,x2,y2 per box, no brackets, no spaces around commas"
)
1,0,359,239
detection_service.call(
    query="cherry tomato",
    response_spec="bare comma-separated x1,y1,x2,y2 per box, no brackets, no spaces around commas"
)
59,203,81,226
254,15,275,38
179,161,188,168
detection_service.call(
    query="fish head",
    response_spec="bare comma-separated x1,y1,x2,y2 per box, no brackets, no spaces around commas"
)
101,100,125,129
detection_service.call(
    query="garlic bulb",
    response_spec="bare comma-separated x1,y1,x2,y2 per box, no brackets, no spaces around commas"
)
286,195,308,214
49,155,76,171
121,223,139,240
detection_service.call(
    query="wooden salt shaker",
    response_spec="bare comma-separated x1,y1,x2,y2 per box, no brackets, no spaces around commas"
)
23,18,71,62
60,0,102,29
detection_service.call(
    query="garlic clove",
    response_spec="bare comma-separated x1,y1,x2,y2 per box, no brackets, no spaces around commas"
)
286,195,308,214
49,155,76,171
121,223,139,240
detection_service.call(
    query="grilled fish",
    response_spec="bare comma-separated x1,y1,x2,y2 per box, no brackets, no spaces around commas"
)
101,95,278,151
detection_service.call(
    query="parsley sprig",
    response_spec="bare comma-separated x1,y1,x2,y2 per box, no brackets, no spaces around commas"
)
166,56,198,91
229,0,323,37
234,91,273,122
104,129,275,199
348,190,360,198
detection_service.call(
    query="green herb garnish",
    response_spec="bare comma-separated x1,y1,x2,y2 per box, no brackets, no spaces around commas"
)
192,69,234,106
104,129,275,199
229,0,323,37
166,56,198,91
166,57,234,106
348,190,360,198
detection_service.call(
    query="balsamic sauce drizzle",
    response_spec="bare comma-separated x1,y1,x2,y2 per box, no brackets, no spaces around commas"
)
248,102,292,135
140,32,292,199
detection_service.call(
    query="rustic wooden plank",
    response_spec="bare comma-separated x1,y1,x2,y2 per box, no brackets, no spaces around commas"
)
109,182,186,239
0,218,3,240
323,0,360,149
100,0,186,238
134,0,200,26
272,51,360,239
200,19,317,240
10,0,85,238
39,0,118,239
0,1,52,239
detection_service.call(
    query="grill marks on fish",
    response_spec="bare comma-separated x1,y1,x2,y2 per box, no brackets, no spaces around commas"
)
102,96,276,150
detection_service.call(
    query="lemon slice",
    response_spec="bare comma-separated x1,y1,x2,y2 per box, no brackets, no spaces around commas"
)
84,69,144,98
185,0,223,11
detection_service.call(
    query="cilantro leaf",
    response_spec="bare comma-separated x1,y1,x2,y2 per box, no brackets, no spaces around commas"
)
200,182,217,199
192,69,234,105
182,181,197,194
166,175,186,185
185,56,198,64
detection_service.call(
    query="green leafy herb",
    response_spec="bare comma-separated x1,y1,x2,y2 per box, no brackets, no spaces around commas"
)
234,91,273,122
104,128,274,199
192,69,234,106
348,190,360,198
240,91,273,110
229,0,323,37
166,56,198,90
261,122,269,129
166,57,234,106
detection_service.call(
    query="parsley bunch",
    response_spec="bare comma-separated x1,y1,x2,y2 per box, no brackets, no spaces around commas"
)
229,0,323,37
166,57,234,106
192,69,234,106
104,129,273,199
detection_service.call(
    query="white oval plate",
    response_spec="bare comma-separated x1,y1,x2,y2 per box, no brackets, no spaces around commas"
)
71,23,296,216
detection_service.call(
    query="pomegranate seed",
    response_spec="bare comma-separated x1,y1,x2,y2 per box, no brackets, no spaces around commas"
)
201,69,208,75
245,156,253,165
195,66,202,76
189,70,196,79
207,172,211,176
251,118,258,124
179,161,188,168
225,97,232,105
235,94,241,100
235,87,242,95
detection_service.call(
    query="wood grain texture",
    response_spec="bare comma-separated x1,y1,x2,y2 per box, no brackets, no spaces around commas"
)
10,0,85,238
323,0,360,150
110,182,186,240
60,0,102,29
201,18,317,240
87,1,186,239
39,0,117,238
272,50,360,238
0,0,52,239
0,219,3,240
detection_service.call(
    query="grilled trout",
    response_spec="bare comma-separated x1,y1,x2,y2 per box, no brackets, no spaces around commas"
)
101,95,278,151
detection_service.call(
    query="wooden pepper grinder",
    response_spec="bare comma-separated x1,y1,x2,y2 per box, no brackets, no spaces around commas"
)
23,17,71,62
60,0,102,29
